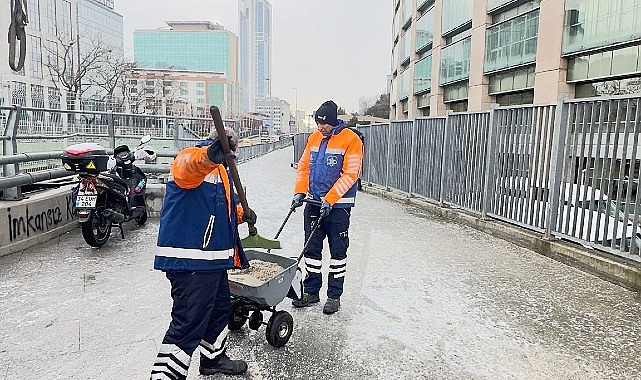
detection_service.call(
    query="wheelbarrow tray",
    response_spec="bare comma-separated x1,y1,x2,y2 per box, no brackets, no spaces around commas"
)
228,249,297,307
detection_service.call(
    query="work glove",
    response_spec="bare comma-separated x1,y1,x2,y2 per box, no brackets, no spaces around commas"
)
243,207,257,225
206,127,238,164
319,199,332,218
291,193,305,209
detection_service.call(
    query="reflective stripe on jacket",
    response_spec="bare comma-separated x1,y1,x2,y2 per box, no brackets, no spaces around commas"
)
294,120,364,208
155,146,249,272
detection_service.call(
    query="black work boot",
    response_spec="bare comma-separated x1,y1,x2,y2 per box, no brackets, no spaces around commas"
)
199,353,248,376
323,298,340,314
292,292,320,308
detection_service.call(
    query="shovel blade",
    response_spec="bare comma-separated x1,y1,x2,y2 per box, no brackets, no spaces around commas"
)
240,233,281,250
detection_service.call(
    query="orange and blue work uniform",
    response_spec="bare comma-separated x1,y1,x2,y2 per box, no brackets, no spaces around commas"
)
151,144,248,380
294,120,364,299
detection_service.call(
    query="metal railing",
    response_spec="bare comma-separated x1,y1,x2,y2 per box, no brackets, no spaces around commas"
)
1,105,291,199
292,95,641,263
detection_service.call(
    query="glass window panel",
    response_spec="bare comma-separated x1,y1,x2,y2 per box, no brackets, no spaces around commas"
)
513,70,528,88
442,0,472,35
484,10,539,73
568,57,590,81
611,45,638,75
587,51,613,78
563,0,641,54
415,8,434,52
439,37,471,85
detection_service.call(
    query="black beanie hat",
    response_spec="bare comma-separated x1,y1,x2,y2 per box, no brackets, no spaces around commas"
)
315,100,339,127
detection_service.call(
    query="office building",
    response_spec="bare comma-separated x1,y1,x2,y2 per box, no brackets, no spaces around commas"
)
256,98,290,135
391,0,641,118
239,0,272,112
133,21,242,118
0,0,123,111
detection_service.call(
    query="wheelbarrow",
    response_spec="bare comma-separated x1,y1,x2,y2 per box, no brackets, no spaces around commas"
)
227,198,323,347
227,249,298,347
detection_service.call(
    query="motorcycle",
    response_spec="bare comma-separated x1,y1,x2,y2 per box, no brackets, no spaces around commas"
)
62,135,156,247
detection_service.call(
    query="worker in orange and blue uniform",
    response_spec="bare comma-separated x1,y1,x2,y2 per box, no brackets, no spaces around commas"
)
291,100,364,314
150,127,256,379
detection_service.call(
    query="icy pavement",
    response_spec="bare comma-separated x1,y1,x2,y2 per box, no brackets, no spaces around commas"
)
1,146,641,380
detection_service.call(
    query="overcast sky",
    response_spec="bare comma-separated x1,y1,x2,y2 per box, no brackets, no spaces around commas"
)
114,0,392,115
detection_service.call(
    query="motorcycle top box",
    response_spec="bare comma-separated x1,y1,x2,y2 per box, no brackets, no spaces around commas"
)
62,143,109,174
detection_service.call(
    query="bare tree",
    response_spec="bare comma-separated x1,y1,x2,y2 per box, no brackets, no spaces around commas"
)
42,31,115,110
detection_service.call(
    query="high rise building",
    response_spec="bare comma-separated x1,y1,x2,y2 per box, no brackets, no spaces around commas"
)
391,0,641,119
0,0,123,110
133,21,242,118
239,0,272,112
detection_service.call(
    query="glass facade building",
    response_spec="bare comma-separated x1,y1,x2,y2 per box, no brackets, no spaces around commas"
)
0,0,125,111
133,22,241,117
390,0,641,119
239,0,272,112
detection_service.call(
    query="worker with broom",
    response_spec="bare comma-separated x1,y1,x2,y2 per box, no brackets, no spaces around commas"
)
291,100,364,314
150,126,256,379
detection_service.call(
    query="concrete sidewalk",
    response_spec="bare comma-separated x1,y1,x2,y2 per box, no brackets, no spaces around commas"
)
1,147,640,380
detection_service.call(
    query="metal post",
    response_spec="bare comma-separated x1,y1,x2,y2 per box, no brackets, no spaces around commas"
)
544,97,570,240
439,111,453,206
2,105,21,199
384,121,393,191
107,110,115,148
481,105,499,219
408,119,417,197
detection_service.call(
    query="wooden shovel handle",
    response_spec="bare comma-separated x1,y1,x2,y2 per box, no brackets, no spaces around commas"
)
209,106,257,236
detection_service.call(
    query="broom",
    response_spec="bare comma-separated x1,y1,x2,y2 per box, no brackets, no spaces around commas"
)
209,106,281,250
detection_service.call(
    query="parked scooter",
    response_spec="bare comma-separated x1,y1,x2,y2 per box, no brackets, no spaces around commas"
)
62,135,156,247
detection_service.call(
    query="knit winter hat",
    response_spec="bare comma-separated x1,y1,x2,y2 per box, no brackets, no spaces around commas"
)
314,100,339,127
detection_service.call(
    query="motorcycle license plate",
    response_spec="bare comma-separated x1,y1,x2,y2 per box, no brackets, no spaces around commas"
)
76,195,97,208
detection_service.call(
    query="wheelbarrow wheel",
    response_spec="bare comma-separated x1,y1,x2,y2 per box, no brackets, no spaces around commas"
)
248,310,263,330
228,300,247,331
265,311,293,347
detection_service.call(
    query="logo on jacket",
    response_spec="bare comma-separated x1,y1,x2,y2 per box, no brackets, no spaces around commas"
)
326,156,338,167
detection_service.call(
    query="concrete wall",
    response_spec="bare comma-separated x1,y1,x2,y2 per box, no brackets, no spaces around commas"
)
0,184,165,257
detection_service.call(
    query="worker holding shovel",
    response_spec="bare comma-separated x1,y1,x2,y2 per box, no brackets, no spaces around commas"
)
291,100,364,314
150,126,255,379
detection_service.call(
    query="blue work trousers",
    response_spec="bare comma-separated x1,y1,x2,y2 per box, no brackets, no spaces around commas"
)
150,270,231,380
303,204,351,299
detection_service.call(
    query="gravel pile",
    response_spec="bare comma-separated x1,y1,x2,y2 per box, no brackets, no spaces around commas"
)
229,259,284,286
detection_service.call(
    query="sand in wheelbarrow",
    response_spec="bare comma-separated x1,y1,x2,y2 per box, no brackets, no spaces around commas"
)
229,259,284,287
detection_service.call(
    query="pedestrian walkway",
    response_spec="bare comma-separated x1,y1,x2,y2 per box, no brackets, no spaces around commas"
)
1,147,640,380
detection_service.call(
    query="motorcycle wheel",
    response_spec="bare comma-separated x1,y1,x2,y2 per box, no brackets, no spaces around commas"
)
81,210,112,247
135,208,148,225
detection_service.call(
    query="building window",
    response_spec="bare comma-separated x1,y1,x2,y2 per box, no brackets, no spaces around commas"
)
399,68,410,100
442,0,472,36
563,0,641,55
29,36,43,78
485,9,539,73
45,0,56,35
415,8,434,53
449,101,468,112
440,36,471,85
567,45,641,82
575,77,641,98
488,66,535,94
414,54,432,94
28,0,41,31
443,81,469,102
495,90,534,106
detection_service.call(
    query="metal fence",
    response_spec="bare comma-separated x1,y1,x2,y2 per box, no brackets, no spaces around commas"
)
292,95,641,262
1,105,291,199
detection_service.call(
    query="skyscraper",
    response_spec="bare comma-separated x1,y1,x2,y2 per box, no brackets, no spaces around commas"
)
239,0,272,112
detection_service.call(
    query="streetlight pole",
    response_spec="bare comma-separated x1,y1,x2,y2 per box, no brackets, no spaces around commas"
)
292,87,298,133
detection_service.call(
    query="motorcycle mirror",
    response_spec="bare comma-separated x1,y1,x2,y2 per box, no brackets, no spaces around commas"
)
140,135,152,144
